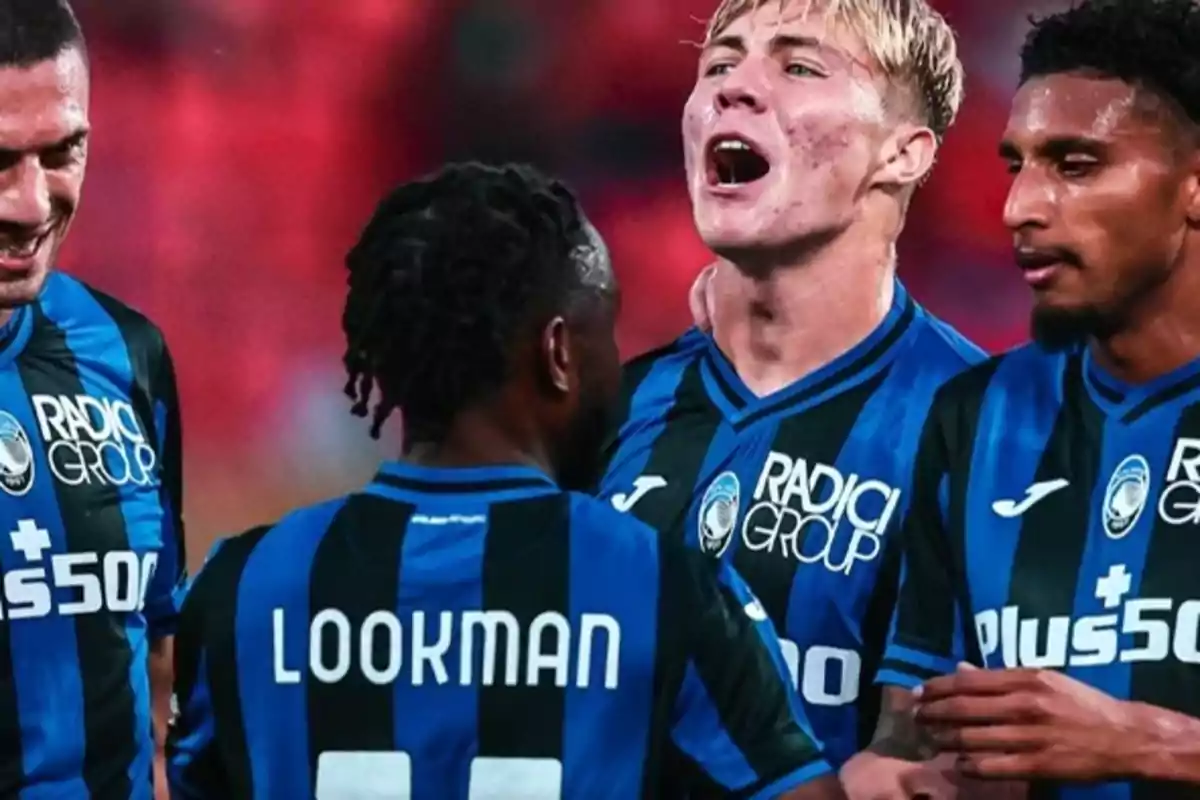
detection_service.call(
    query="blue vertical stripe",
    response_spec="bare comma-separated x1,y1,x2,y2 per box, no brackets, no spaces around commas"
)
39,275,161,792
562,497,657,796
392,499,484,798
235,499,345,798
962,351,1061,667
0,368,87,797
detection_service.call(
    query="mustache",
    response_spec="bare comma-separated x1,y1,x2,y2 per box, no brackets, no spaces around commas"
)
1013,245,1081,269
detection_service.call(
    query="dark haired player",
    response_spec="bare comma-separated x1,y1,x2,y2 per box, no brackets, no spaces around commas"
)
166,162,846,799
843,0,1200,796
0,1,186,799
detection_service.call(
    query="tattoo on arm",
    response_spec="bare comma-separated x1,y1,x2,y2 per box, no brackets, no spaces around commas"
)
868,687,936,761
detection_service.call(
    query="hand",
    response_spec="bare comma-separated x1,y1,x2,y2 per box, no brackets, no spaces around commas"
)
916,664,1141,782
840,751,959,799
688,261,720,331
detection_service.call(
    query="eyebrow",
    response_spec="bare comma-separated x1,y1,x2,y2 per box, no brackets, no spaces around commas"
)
703,33,826,56
0,127,89,162
998,135,1107,160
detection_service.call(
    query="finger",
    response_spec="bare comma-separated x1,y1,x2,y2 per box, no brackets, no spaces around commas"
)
926,724,1048,752
956,751,1045,781
917,693,1044,726
920,668,1043,701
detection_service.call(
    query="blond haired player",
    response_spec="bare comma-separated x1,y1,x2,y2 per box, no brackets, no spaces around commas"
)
598,0,987,795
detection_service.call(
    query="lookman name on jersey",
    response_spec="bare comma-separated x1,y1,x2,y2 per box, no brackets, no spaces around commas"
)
169,463,830,799
883,344,1200,800
0,272,186,799
599,283,984,766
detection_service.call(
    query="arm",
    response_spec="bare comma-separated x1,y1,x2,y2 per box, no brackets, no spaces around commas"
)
1130,703,1200,783
668,549,843,799
151,637,175,800
166,542,230,799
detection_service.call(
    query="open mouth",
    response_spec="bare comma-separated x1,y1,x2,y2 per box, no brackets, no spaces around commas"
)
706,135,771,187
0,227,53,263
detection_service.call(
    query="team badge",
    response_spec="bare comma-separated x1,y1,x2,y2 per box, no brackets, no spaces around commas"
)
0,411,34,496
698,470,740,558
1103,454,1150,539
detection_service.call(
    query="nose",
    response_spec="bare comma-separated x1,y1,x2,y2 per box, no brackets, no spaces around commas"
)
0,155,52,228
1003,167,1053,233
714,60,769,114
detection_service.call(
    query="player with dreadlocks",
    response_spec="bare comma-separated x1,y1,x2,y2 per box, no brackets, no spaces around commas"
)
167,161,846,799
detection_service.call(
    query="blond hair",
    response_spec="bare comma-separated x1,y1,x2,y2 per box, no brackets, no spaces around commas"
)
705,0,964,138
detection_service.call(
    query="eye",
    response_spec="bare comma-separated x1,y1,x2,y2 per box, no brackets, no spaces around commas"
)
785,62,823,78
41,138,85,170
1058,158,1098,178
1004,160,1022,175
704,62,734,78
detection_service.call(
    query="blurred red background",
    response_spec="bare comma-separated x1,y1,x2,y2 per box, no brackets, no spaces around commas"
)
61,0,1066,561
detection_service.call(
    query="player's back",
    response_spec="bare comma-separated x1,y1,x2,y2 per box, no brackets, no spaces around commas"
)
170,462,833,799
598,283,983,765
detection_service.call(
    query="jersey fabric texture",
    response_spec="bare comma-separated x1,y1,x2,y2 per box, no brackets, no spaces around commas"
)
168,462,831,799
884,343,1200,799
598,282,983,766
0,271,186,799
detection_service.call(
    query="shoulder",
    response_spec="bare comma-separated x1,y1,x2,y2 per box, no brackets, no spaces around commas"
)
621,328,708,393
190,497,349,594
907,304,988,377
566,491,660,551
39,272,171,362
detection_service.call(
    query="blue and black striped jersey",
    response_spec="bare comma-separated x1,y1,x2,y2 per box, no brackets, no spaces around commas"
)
884,343,1200,799
599,282,982,766
168,462,832,799
0,271,186,798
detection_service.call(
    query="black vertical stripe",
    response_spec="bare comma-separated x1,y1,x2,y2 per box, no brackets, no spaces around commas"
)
629,363,724,538
892,359,998,662
0,609,20,794
477,494,571,759
16,308,137,799
173,525,271,797
86,289,186,588
1005,358,1101,625
734,373,886,628
1130,401,1200,800
647,534,693,798
305,494,412,786
599,340,690,484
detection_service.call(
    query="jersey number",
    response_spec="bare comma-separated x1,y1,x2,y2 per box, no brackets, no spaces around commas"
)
779,640,861,706
316,751,561,798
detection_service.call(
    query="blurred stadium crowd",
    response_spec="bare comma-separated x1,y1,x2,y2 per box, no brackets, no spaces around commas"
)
62,0,1064,557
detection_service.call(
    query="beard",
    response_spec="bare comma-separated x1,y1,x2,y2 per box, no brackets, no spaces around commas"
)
1030,303,1119,352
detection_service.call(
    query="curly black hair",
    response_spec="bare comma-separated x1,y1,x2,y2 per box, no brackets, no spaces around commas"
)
343,161,593,442
1020,0,1200,125
0,0,83,68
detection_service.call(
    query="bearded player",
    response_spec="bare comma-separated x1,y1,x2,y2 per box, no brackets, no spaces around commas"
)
597,0,983,789
846,0,1200,796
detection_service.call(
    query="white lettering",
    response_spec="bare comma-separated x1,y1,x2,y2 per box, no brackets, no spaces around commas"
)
273,608,622,689
976,596,1198,668
777,639,861,706
32,394,158,488
742,451,899,575
0,542,158,620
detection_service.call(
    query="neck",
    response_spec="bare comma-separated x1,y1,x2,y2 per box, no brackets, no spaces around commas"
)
711,225,896,397
1089,254,1200,385
402,401,555,477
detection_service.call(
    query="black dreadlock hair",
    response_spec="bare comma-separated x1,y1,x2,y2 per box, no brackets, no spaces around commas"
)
1020,0,1200,126
343,161,591,442
0,0,84,68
